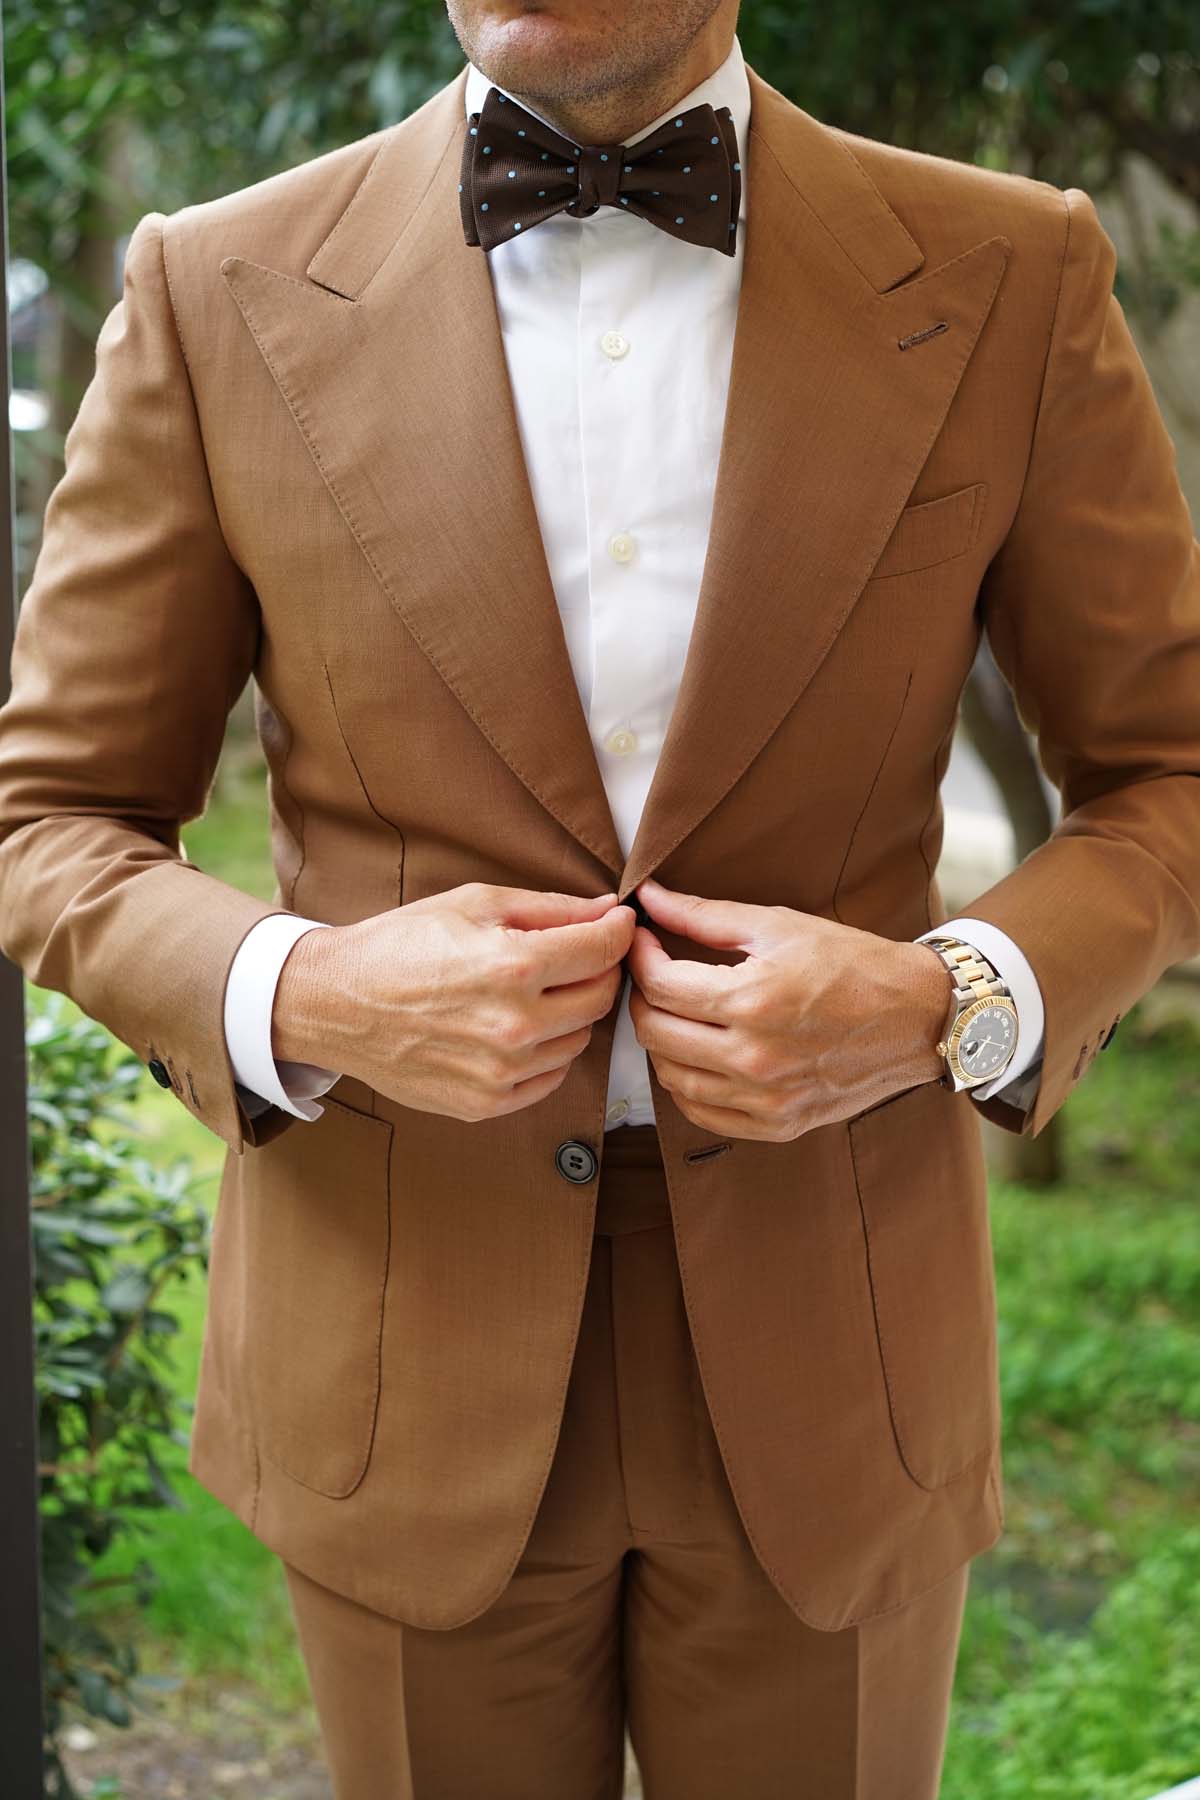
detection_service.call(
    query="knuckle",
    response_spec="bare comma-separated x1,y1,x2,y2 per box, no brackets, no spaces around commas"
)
637,976,660,1012
492,1008,530,1051
503,946,537,987
476,1049,514,1088
736,1040,774,1083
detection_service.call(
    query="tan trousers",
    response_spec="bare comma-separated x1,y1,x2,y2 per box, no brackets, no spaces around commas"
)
282,1123,970,1799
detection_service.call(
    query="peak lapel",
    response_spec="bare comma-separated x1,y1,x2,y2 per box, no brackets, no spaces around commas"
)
220,67,626,880
618,65,1011,900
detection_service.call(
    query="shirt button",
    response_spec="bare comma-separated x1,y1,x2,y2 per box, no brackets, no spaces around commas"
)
605,729,638,756
606,1097,631,1124
608,531,636,563
600,330,630,359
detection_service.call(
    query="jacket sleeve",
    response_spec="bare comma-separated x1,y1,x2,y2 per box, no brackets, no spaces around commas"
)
954,184,1200,1139
0,209,304,1156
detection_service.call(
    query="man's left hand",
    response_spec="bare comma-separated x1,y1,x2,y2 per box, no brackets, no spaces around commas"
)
627,876,951,1141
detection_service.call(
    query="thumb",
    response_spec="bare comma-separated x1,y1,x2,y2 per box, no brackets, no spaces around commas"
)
635,876,771,951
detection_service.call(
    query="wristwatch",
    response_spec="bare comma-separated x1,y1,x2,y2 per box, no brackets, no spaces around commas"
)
923,935,1019,1093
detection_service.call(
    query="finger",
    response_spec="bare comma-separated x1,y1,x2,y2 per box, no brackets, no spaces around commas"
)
530,904,637,987
660,1091,773,1139
533,965,626,1039
486,1062,574,1117
636,876,773,951
632,991,740,1075
651,1051,748,1108
626,924,740,1024
509,1019,596,1079
476,885,618,929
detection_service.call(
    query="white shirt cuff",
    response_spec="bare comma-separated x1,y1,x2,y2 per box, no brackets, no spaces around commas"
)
916,915,1046,1107
224,915,341,1122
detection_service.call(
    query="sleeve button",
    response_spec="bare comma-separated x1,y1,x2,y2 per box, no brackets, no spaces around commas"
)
147,1058,172,1089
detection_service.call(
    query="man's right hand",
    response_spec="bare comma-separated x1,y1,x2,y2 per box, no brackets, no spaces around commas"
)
270,883,635,1122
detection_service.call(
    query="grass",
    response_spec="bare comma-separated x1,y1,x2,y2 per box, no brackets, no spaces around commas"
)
32,735,1200,1795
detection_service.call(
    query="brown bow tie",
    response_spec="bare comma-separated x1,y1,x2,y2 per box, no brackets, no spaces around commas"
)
459,86,741,256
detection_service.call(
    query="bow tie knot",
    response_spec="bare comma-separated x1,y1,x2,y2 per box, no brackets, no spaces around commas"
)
574,142,623,215
459,86,741,256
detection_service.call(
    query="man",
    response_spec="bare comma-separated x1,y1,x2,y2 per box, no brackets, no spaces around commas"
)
2,0,1198,1791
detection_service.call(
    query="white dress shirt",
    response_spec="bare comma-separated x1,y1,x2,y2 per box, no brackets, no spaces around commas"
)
223,33,1045,1127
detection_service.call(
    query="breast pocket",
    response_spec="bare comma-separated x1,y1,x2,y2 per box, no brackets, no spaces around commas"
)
238,1092,394,1497
868,481,987,582
847,1076,1000,1489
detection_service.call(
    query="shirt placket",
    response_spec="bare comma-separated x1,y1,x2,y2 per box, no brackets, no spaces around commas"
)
577,217,664,1126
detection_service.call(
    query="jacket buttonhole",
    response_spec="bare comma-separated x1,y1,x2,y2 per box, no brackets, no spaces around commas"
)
684,1141,732,1164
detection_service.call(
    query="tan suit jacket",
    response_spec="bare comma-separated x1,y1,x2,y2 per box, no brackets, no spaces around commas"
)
2,60,1198,1634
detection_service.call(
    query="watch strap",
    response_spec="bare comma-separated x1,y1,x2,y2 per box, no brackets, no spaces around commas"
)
924,935,1016,1091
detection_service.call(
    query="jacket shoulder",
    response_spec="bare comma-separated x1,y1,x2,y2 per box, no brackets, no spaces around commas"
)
830,125,1071,271
158,72,463,285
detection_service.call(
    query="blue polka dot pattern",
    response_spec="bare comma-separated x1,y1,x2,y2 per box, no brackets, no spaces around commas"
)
459,88,741,256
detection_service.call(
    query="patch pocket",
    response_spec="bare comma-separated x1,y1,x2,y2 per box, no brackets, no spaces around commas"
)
868,481,986,581
242,1093,393,1497
847,1077,1000,1489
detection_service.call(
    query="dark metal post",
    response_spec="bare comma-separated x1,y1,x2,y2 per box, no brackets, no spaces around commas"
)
0,0,47,1789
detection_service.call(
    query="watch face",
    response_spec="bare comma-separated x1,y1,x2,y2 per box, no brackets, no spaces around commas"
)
954,1000,1018,1081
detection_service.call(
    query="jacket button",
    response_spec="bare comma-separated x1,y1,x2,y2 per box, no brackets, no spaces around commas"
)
555,1139,598,1184
1100,1017,1120,1050
147,1058,172,1089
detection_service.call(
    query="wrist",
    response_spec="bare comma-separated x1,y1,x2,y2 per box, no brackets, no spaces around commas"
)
271,924,343,1067
898,940,952,1089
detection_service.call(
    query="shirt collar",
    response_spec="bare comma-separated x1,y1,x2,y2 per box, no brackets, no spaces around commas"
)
463,33,750,203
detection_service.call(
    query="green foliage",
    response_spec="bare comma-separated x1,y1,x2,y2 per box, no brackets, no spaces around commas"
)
946,1528,1200,1797
737,3,1200,196
941,1005,1200,1793
3,0,464,275
29,991,210,1799
6,0,1199,274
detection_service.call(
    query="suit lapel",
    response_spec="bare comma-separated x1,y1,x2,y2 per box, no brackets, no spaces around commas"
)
619,67,1010,895
221,62,1010,895
221,67,626,879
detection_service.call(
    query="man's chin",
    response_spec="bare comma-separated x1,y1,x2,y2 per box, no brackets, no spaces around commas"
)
474,12,600,88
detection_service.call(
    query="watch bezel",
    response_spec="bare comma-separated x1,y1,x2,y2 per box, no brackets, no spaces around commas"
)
943,994,1019,1086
